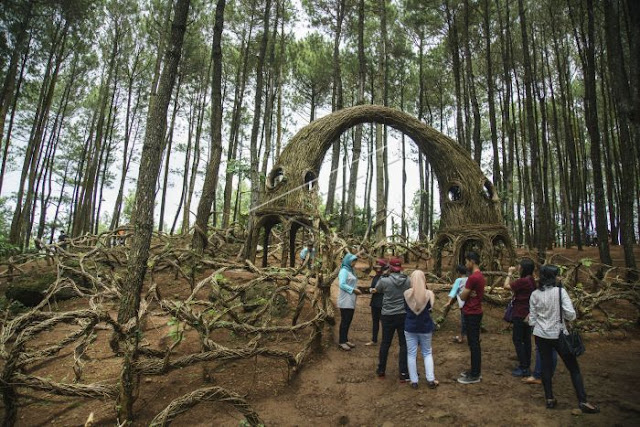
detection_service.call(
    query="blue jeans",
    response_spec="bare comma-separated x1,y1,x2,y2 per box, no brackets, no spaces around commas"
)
405,331,434,383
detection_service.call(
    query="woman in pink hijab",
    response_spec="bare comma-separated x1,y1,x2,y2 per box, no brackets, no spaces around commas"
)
404,270,438,389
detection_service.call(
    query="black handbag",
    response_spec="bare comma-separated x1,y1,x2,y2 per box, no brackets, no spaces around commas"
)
503,298,514,323
557,286,585,357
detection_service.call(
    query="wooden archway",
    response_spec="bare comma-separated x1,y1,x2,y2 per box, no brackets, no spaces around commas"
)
247,105,515,270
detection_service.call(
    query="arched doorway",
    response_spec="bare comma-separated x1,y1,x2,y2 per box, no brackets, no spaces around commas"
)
246,105,514,271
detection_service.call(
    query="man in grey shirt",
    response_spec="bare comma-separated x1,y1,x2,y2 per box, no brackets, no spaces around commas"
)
373,257,411,381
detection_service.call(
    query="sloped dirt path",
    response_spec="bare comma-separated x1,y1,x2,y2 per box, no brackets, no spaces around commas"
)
247,278,640,426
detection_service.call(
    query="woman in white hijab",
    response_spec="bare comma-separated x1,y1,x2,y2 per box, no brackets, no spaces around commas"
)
404,270,438,389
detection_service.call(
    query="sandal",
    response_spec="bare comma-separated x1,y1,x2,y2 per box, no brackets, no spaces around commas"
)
579,402,600,414
522,376,542,385
427,380,439,389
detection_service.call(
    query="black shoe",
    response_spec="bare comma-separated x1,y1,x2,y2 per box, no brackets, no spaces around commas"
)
376,370,385,378
411,383,418,389
579,402,600,414
546,398,557,409
460,371,482,380
399,373,411,383
457,375,481,384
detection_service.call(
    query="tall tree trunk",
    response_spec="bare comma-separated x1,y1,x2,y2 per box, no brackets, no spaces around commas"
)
111,50,143,230
599,46,619,245
172,96,197,234
518,0,545,260
222,20,254,229
10,22,68,248
158,75,182,233
483,0,500,190
571,0,612,264
0,1,34,194
514,74,532,246
325,0,346,217
72,27,119,237
275,0,286,161
116,1,191,422
36,64,73,240
0,34,29,196
550,14,582,249
192,0,226,252
374,0,388,242
260,1,280,183
49,161,70,244
463,0,482,165
497,0,515,232
445,0,465,149
604,0,637,275
532,29,554,250
344,0,366,235
243,0,272,260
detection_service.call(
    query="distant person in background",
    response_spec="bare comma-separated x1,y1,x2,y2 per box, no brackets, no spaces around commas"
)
57,231,68,251
529,265,599,413
365,259,389,346
503,258,536,377
299,242,316,268
115,229,127,246
443,264,469,344
337,253,361,351
373,257,411,382
457,251,485,385
404,270,438,389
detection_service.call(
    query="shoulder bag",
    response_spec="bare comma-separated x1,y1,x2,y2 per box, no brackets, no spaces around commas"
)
557,285,585,357
503,297,514,323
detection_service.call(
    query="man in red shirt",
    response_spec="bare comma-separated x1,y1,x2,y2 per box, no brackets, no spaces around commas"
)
457,251,485,384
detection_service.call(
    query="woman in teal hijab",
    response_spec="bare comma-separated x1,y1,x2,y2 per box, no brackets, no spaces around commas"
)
338,253,361,351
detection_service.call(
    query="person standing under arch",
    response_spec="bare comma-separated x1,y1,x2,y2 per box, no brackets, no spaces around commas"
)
404,270,438,389
365,259,389,346
373,257,411,381
457,251,485,384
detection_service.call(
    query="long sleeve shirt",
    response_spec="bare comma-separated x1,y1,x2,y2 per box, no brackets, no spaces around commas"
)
338,268,358,309
529,286,576,339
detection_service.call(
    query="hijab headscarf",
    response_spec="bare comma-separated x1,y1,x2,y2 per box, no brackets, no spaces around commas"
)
341,253,358,274
404,270,429,315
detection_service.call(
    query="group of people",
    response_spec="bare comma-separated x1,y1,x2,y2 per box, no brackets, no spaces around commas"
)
335,250,600,413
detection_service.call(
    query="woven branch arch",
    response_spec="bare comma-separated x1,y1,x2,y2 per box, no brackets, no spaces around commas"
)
249,105,515,272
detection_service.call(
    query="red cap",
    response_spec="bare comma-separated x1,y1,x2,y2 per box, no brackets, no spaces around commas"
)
389,257,403,272
375,258,389,269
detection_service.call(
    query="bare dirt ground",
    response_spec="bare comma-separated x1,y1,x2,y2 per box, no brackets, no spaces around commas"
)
3,245,640,426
